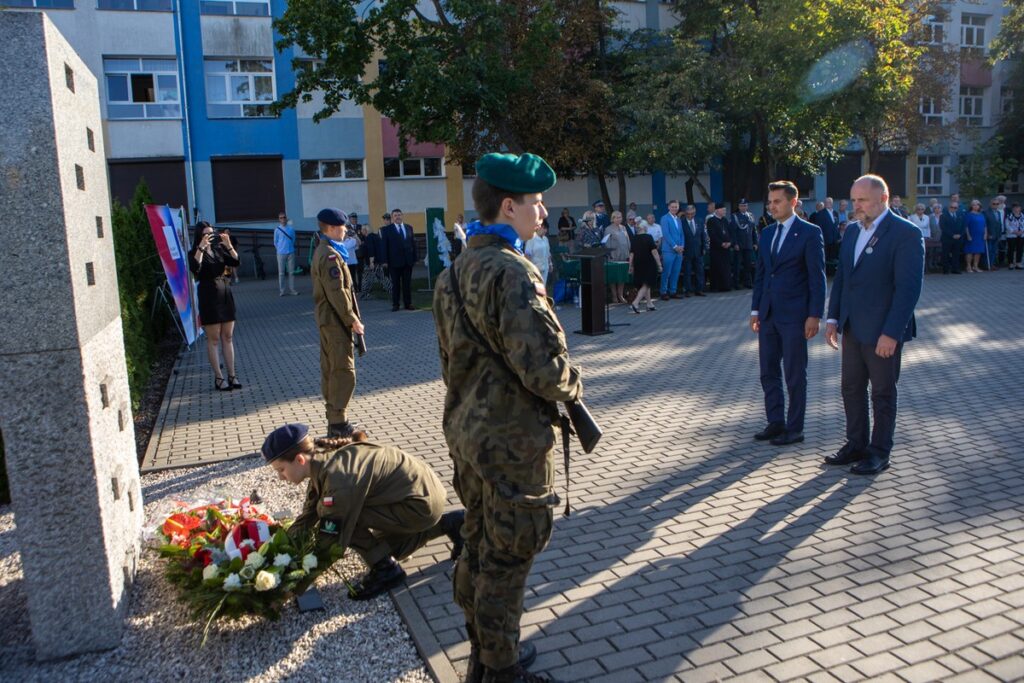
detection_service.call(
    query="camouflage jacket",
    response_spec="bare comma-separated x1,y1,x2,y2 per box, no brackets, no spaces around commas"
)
311,239,358,329
433,234,583,479
287,441,444,553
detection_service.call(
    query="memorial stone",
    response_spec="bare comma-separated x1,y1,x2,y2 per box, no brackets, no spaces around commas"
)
0,12,143,660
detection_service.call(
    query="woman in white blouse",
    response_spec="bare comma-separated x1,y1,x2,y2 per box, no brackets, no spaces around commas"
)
909,203,931,238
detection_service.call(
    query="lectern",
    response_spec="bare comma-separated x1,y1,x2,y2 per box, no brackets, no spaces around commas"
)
575,250,610,335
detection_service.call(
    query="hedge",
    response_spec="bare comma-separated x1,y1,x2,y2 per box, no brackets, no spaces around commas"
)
112,179,170,409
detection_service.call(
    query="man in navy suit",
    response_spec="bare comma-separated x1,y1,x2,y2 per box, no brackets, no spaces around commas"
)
751,180,826,446
824,175,924,475
381,208,418,311
939,199,965,274
814,197,840,272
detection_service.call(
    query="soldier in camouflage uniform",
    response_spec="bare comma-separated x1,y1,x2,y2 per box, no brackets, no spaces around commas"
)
262,423,465,600
433,153,583,683
312,208,364,437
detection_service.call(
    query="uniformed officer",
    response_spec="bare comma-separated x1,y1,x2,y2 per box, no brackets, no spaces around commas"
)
312,208,364,438
730,198,757,289
263,423,464,600
433,153,583,683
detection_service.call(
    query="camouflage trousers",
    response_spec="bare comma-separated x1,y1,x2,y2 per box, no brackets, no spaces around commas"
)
319,323,355,423
451,452,557,670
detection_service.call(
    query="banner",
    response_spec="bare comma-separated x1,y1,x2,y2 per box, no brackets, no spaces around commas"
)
424,207,446,287
145,204,198,345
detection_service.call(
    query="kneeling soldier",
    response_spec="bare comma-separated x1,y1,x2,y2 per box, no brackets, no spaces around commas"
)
262,423,464,600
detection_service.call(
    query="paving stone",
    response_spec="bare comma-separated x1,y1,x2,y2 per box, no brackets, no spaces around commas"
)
142,275,1024,682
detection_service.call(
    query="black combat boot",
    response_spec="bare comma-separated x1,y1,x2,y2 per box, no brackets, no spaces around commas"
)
348,557,406,600
466,643,536,683
439,510,465,562
327,421,355,438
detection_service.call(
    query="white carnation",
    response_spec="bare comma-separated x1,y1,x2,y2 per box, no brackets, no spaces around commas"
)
244,551,265,569
273,553,292,568
302,554,318,571
254,570,280,592
222,573,241,591
202,564,220,581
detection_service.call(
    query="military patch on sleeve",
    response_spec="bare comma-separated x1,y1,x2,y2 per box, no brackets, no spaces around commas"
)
320,519,339,535
329,266,341,279
323,496,334,507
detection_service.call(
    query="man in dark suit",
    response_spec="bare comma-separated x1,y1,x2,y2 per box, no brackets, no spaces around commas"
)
381,208,418,311
681,204,705,296
730,199,756,289
814,197,840,272
751,180,826,446
939,199,965,274
824,175,924,475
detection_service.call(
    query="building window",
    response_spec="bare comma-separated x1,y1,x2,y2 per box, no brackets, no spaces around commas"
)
300,159,365,182
917,155,944,195
919,97,942,125
383,156,444,179
204,59,275,118
211,157,284,222
998,172,1022,195
922,16,944,45
959,86,984,126
1002,87,1015,116
960,15,986,54
200,0,269,16
98,0,172,10
104,58,181,119
0,0,75,7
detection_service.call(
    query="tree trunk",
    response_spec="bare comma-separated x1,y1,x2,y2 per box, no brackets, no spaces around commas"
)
685,177,695,205
684,170,712,202
595,165,612,212
616,169,627,215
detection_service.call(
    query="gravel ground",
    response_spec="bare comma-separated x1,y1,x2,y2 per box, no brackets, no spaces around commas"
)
0,456,433,683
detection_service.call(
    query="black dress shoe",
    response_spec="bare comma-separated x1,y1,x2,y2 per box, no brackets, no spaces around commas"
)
770,431,804,446
660,294,670,301
349,558,407,600
671,293,683,299
754,422,785,441
684,292,691,298
850,452,890,475
392,306,400,312
405,305,416,311
824,443,866,466
695,291,705,297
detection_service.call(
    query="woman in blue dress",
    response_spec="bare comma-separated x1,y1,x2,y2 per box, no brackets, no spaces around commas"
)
963,199,987,272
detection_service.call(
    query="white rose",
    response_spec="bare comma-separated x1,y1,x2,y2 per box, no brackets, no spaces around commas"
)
202,564,220,581
222,573,241,591
302,554,318,571
254,570,280,592
273,553,292,568
244,551,265,569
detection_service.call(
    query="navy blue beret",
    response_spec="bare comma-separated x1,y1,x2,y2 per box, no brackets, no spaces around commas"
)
262,423,309,462
317,208,349,226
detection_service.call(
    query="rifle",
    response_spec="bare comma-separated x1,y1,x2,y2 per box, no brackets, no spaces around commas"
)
559,399,601,516
350,270,367,356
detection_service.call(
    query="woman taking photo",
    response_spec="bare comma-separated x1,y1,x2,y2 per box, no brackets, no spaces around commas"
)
963,199,987,273
189,221,242,391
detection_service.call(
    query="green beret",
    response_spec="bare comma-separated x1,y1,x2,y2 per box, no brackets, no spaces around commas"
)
475,152,557,193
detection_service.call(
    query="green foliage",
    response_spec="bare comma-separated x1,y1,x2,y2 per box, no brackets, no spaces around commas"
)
990,1,1024,62
949,133,1020,199
275,0,611,175
111,179,169,409
0,430,8,506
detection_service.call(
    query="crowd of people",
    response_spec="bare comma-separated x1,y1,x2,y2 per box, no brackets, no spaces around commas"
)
537,191,1022,309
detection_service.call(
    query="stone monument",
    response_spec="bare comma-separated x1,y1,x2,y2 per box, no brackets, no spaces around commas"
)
0,12,143,660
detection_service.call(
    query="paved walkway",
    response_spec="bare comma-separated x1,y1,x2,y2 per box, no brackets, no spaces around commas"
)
145,271,1024,682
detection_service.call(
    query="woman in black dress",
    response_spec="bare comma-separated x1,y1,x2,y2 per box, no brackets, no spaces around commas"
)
628,220,663,312
189,222,242,391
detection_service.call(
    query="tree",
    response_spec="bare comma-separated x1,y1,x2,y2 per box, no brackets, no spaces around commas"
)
670,0,940,199
949,132,1019,199
990,0,1024,62
275,0,614,176
602,29,725,210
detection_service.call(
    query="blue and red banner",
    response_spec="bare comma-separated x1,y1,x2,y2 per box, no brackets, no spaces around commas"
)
145,204,198,345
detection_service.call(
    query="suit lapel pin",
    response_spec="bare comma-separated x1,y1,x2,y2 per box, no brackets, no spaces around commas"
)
865,247,873,254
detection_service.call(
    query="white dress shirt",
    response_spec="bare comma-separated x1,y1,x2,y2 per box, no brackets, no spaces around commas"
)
751,213,797,317
909,212,930,238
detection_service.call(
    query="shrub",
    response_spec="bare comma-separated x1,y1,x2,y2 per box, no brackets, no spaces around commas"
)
111,179,170,409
